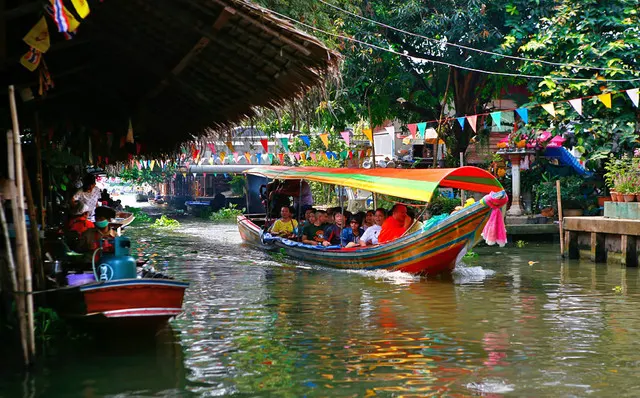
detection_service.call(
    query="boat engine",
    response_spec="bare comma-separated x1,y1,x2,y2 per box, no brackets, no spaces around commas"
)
96,236,137,281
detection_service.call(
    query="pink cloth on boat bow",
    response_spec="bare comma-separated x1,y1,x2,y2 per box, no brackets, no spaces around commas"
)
482,192,509,247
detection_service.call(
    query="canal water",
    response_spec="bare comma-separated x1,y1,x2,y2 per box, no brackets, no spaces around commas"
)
2,219,640,397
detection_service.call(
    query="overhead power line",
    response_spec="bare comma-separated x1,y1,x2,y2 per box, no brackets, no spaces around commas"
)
317,0,638,74
268,8,640,83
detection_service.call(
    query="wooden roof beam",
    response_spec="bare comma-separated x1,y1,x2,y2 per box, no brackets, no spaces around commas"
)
147,6,236,99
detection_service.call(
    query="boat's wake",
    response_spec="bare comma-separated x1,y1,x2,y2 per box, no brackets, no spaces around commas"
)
452,263,495,284
344,269,420,285
466,379,515,394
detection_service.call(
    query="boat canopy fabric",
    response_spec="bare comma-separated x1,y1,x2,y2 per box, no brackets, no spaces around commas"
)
245,166,503,203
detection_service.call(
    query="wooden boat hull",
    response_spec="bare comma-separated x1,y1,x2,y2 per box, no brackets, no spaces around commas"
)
238,192,505,276
45,279,189,328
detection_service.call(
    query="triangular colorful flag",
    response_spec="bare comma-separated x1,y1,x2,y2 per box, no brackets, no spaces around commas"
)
70,0,90,19
260,139,269,152
363,128,373,142
150,160,155,170
278,153,285,163
46,1,80,33
568,98,583,115
294,152,301,161
490,111,502,127
300,152,307,161
232,152,239,163
19,48,42,72
340,150,347,160
407,123,417,138
219,152,226,163
300,135,311,146
319,133,329,149
208,157,213,165
257,154,262,164
340,131,350,146
456,117,465,129
244,152,251,163
310,152,317,161
466,115,478,133
597,93,612,108
225,141,234,152
268,153,274,164
280,137,290,152
626,88,639,108
515,108,528,124
288,153,296,163
416,122,427,138
541,103,556,117
208,143,216,154
23,17,50,53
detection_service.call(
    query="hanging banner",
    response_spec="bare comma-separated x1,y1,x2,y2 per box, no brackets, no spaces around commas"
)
300,152,307,161
225,141,234,152
363,128,373,142
340,131,350,146
219,152,226,163
319,133,329,149
23,17,50,53
416,122,427,138
490,111,502,127
260,139,269,152
407,123,417,138
626,88,639,108
244,152,251,163
70,0,90,19
294,152,301,161
310,152,317,161
150,160,155,170
568,98,583,115
46,1,80,33
232,152,239,163
278,153,285,163
597,93,612,108
456,117,465,129
268,153,274,164
515,108,529,124
208,143,216,154
19,48,42,72
299,135,311,146
541,103,556,117
280,137,290,152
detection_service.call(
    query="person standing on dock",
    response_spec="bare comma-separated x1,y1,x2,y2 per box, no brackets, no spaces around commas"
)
72,174,101,221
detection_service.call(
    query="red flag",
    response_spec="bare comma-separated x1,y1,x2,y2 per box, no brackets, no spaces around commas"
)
260,139,269,152
407,124,418,138
278,153,285,163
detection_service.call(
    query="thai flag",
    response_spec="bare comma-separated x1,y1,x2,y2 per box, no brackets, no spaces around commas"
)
46,1,70,32
26,48,41,64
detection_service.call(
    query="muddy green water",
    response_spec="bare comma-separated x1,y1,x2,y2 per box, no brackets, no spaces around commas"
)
2,219,640,397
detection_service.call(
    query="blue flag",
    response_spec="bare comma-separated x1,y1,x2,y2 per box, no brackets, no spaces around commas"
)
516,108,528,124
300,135,311,146
456,117,465,129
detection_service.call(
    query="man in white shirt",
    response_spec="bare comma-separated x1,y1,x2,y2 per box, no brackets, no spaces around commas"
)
359,208,387,247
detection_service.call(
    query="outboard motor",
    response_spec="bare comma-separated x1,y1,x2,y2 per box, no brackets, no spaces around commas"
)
95,236,137,281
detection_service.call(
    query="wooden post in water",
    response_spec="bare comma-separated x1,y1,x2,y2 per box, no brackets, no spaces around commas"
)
9,85,35,360
6,130,30,366
556,180,565,257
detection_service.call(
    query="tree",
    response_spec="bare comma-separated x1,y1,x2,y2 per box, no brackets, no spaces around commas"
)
503,0,640,165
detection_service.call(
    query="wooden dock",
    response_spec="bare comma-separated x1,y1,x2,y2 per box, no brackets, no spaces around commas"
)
563,216,640,266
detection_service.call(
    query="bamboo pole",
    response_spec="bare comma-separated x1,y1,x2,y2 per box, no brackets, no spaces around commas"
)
23,161,45,291
0,196,19,313
556,180,565,257
9,85,35,360
6,130,29,366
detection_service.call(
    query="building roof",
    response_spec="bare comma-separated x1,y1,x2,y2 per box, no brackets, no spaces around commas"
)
1,0,339,155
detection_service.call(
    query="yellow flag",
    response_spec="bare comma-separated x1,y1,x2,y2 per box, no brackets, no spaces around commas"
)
71,0,90,19
208,157,213,165
300,152,307,161
150,160,155,170
48,1,81,32
244,152,252,163
220,152,226,163
126,119,134,143
23,17,50,53
319,133,329,149
20,48,42,72
363,128,373,142
225,141,234,152
597,93,612,108
541,103,556,117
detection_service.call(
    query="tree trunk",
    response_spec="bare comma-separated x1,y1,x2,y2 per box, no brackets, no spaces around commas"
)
450,68,486,156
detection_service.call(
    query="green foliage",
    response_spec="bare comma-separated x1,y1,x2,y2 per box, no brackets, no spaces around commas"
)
151,215,180,230
428,195,460,216
300,158,342,205
463,251,479,258
605,155,640,194
209,204,245,222
515,240,527,248
116,164,176,186
535,175,586,210
230,175,246,196
124,206,152,224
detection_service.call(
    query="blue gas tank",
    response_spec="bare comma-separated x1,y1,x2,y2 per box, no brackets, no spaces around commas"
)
96,236,137,281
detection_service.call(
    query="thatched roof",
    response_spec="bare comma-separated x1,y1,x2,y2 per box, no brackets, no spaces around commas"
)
1,0,339,155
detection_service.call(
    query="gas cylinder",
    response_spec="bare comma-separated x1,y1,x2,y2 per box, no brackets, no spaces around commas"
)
96,236,137,281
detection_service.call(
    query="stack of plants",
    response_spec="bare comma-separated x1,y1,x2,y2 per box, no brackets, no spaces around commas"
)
605,154,640,202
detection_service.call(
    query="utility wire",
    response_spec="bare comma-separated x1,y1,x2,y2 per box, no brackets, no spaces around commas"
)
269,8,640,83
317,0,639,74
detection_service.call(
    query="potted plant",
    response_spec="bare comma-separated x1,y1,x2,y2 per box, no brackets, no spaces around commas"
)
605,156,629,202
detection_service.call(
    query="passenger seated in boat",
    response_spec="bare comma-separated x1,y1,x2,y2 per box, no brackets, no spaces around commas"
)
362,210,375,230
301,210,332,246
405,208,424,235
65,202,95,251
342,216,364,248
77,206,117,253
323,212,345,246
378,204,411,244
299,208,316,228
359,208,386,247
268,206,298,239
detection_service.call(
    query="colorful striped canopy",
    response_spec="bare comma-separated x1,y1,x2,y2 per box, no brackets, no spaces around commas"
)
245,166,503,203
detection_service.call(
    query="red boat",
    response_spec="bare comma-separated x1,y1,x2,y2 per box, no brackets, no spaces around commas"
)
46,278,189,328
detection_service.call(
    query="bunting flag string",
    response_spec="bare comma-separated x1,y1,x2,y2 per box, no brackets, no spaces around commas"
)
597,93,612,108
363,128,373,143
541,103,556,117
300,135,311,146
416,122,427,138
407,123,417,138
490,111,502,127
466,115,478,133
280,137,290,152
456,117,465,129
319,133,329,149
340,131,350,146
627,88,639,108
515,108,528,124
260,139,269,152
568,98,583,115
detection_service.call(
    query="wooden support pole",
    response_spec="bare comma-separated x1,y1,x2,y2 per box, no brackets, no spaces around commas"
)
23,161,45,290
590,232,606,263
621,235,638,267
565,230,579,259
9,85,35,361
556,180,565,257
6,130,29,366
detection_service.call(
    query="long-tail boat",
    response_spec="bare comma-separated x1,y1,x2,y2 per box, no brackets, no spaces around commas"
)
238,166,508,276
